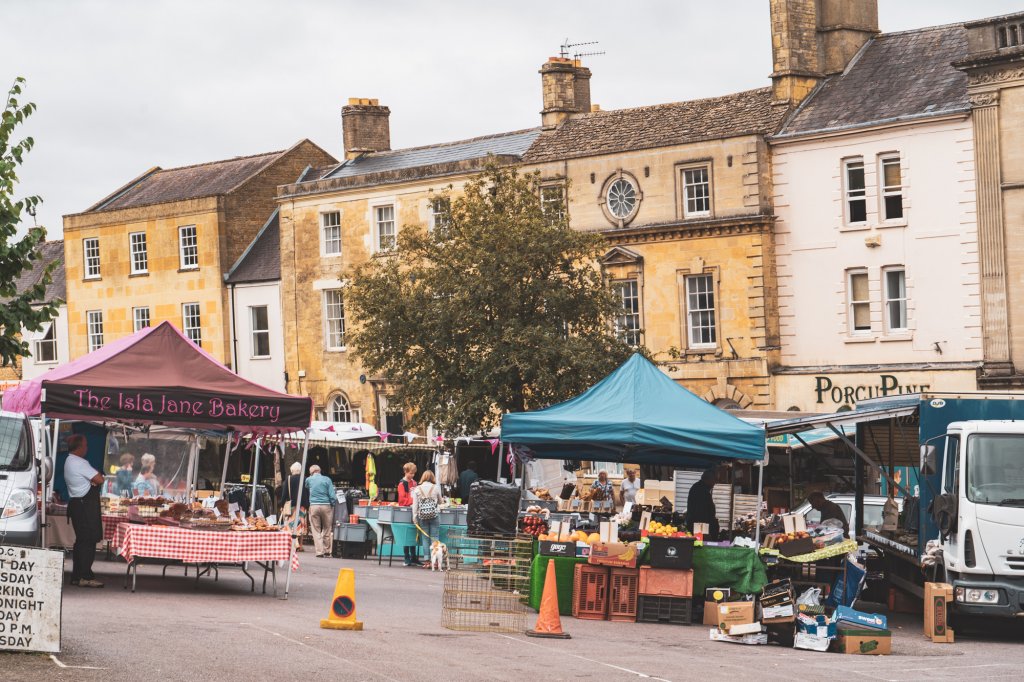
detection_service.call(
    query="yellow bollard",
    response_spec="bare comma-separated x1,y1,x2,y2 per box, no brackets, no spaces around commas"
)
320,568,364,630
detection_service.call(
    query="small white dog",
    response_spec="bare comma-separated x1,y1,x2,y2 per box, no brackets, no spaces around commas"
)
430,540,450,571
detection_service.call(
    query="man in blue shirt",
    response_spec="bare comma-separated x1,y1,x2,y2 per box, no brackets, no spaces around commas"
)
305,465,336,557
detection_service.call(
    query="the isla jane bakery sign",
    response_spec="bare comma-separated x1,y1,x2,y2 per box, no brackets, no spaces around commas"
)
43,386,310,428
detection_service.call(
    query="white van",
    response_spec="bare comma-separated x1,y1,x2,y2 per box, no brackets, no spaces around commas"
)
0,412,40,547
793,494,903,540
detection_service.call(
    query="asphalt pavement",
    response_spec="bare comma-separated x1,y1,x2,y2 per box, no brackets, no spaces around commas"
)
3,552,1024,682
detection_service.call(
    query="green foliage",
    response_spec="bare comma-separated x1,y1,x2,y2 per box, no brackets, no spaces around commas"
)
346,162,642,435
0,78,60,367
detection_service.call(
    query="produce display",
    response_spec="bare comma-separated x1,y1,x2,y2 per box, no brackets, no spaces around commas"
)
518,514,549,537
643,521,692,538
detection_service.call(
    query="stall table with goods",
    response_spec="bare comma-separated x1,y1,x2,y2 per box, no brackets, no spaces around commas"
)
350,500,468,561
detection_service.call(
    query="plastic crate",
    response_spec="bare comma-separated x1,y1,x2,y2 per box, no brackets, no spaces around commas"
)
353,505,369,518
334,523,368,543
638,567,693,598
572,564,609,620
636,595,692,625
439,508,459,525
334,541,370,559
648,536,695,570
455,509,469,526
391,507,413,523
608,568,639,622
378,506,397,522
365,506,380,519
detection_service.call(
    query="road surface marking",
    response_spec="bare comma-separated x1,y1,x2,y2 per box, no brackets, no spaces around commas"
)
497,633,673,681
241,622,402,682
850,662,1015,681
49,654,106,670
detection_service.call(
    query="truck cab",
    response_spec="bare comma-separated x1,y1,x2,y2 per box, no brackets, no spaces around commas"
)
0,411,40,547
938,420,1024,616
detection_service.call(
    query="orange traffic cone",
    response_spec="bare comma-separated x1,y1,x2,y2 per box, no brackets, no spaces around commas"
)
526,560,571,639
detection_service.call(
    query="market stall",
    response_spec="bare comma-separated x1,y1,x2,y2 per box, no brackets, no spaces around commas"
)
3,321,313,596
502,353,770,623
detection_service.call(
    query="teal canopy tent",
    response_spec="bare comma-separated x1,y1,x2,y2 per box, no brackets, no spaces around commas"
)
501,354,765,467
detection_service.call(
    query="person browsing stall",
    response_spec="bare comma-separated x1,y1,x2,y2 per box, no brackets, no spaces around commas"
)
591,470,614,508
413,471,443,569
685,468,720,538
305,465,336,558
620,468,641,506
397,462,421,566
807,492,850,535
64,434,105,587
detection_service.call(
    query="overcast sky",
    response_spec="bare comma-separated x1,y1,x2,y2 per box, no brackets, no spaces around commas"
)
4,0,1021,235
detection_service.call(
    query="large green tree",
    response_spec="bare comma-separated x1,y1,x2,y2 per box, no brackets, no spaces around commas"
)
0,78,60,367
346,162,641,435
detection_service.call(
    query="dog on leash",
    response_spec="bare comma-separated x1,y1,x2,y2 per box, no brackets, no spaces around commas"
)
430,540,449,571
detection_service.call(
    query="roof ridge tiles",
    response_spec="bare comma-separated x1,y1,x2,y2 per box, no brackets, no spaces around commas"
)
875,20,966,39
153,148,285,173
363,127,541,158
572,86,773,119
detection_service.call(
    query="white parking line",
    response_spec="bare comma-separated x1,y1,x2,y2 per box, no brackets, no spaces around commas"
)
49,654,106,670
849,662,1015,681
496,633,674,681
241,622,402,682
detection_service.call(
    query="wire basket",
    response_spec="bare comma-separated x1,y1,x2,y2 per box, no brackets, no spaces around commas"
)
441,531,534,633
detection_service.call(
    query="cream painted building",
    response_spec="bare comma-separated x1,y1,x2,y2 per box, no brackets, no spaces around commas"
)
770,22,983,411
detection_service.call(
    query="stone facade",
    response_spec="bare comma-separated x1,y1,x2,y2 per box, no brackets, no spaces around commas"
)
955,12,1024,387
63,141,335,365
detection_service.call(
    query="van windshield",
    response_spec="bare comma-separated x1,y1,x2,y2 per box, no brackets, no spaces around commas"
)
0,415,29,471
967,434,1024,506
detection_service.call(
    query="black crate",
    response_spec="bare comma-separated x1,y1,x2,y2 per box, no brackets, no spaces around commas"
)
334,541,370,559
636,595,692,625
648,536,695,570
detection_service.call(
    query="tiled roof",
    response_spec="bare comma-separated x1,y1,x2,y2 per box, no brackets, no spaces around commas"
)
11,240,65,303
323,129,541,180
87,150,287,212
523,88,786,164
777,23,970,137
225,210,280,284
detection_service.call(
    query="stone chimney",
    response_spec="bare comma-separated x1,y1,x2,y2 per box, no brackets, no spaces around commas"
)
769,0,878,105
341,98,391,160
539,58,592,129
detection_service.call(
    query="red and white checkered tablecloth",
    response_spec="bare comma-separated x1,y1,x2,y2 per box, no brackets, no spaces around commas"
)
103,514,128,542
114,523,294,568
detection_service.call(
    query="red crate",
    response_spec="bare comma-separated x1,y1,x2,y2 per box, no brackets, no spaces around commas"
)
608,567,639,622
572,564,609,620
638,567,694,598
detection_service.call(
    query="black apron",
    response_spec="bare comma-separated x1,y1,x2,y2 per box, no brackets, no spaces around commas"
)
69,483,103,545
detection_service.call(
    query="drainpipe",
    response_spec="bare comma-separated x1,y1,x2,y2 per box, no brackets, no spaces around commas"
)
228,282,239,374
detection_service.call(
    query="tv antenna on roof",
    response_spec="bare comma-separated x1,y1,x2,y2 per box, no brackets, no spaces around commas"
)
560,39,605,61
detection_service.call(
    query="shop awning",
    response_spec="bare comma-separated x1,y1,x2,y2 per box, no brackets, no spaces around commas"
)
501,353,765,466
755,395,920,439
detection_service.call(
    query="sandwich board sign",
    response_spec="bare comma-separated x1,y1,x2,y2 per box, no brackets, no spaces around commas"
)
0,546,62,653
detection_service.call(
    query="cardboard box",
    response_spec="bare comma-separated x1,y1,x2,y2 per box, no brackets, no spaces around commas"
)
588,541,641,568
538,541,575,557
793,631,832,652
782,513,808,535
760,578,795,623
575,542,591,558
709,628,768,645
717,602,755,630
726,622,763,636
924,582,955,643
703,588,731,625
761,604,795,622
835,606,887,631
834,628,892,655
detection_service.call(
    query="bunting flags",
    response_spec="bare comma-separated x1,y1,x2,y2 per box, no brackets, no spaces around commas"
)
377,431,391,442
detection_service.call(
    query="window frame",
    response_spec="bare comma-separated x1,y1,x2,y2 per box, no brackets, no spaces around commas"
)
540,184,567,224
611,278,642,347
132,306,151,332
86,310,104,352
249,305,271,359
128,232,148,275
327,393,358,423
878,153,904,222
883,266,908,333
323,289,346,351
33,323,58,364
430,197,452,235
684,272,718,349
843,158,868,226
847,268,872,335
681,164,712,218
83,237,101,279
181,302,202,347
178,225,199,270
320,211,342,257
373,204,397,252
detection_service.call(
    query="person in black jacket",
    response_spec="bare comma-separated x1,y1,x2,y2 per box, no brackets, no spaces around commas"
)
685,468,720,538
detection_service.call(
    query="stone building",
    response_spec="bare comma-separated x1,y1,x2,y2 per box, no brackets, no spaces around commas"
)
0,240,68,385
770,21,984,411
954,12,1024,388
63,140,335,365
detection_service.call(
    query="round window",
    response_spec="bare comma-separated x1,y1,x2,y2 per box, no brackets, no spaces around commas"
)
606,178,637,219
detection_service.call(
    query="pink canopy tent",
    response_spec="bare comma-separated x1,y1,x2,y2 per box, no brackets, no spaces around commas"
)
3,321,311,433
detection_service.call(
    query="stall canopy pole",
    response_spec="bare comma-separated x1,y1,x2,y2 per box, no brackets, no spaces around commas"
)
283,429,311,600
190,435,202,500
753,448,766,548
183,433,196,502
220,433,237,498
250,437,262,514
